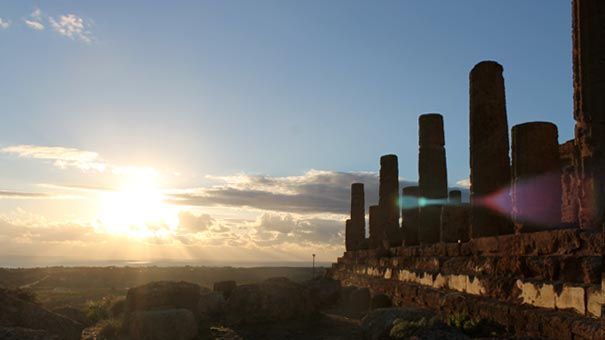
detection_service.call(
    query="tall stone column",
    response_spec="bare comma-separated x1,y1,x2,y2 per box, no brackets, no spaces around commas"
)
350,183,366,249
469,61,514,237
379,155,401,245
401,186,419,246
511,122,562,232
345,219,354,251
369,205,386,249
572,0,605,230
418,113,448,244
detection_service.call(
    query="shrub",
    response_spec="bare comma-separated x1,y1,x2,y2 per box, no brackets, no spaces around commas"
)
4,288,39,304
389,317,438,338
445,312,484,336
86,297,113,323
109,298,125,317
97,318,122,340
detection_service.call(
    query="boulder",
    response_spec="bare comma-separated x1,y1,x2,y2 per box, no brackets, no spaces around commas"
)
127,308,197,340
0,290,83,340
225,277,316,325
125,281,200,315
197,291,226,320
348,287,371,316
370,294,392,310
0,327,57,340
361,307,435,340
304,277,341,308
213,280,237,300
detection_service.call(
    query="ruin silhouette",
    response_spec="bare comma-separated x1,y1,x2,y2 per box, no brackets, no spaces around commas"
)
331,1,605,337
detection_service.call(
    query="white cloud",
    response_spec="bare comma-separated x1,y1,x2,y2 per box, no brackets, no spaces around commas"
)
24,8,45,31
0,18,10,29
1,144,157,177
1,145,105,171
456,178,471,188
49,14,92,43
24,19,44,30
177,211,214,233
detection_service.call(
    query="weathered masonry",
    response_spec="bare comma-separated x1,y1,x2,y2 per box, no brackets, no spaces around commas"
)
330,1,604,338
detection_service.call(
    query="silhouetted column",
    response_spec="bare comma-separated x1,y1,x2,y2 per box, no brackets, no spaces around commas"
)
401,186,419,246
379,155,401,246
349,183,366,250
418,113,448,244
440,204,470,243
572,0,605,230
559,140,580,224
369,205,386,249
469,61,514,237
511,122,562,233
345,219,354,251
449,190,462,204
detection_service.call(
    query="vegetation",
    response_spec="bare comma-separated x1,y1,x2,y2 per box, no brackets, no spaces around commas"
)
96,318,122,340
445,312,500,337
389,317,438,338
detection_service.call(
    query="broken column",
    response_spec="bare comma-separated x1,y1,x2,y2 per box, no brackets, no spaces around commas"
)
379,155,401,246
572,0,605,230
449,190,462,204
511,122,562,232
469,60,514,237
401,186,419,246
441,190,469,243
418,113,448,244
369,205,386,249
345,219,354,251
349,183,366,250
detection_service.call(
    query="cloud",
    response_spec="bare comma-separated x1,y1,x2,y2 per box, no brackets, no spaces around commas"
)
2,144,157,177
0,190,78,200
24,8,44,31
167,170,411,215
177,211,214,233
456,178,471,188
2,145,104,171
49,14,92,43
251,212,343,247
0,18,10,29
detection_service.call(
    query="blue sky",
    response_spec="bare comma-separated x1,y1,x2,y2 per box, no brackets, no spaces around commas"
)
0,1,574,263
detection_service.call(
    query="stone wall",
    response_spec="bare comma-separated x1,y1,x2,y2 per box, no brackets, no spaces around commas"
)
328,229,604,339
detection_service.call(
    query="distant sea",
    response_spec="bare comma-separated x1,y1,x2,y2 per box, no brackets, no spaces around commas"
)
0,255,332,268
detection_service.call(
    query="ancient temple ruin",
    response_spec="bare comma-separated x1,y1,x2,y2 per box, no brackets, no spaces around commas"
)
329,1,605,338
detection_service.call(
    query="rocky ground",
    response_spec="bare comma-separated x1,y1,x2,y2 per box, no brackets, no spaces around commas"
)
0,277,518,339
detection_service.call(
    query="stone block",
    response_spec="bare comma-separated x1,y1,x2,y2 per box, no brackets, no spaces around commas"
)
586,285,602,317
514,280,555,309
555,284,586,315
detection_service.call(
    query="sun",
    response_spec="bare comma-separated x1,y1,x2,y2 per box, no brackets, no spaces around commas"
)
98,172,178,238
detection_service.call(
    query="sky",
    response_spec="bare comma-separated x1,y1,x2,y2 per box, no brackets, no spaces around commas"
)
0,1,574,265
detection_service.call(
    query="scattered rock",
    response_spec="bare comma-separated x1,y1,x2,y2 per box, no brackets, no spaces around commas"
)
125,281,200,315
370,294,392,310
197,291,226,320
304,277,341,308
210,326,244,340
214,280,237,300
0,289,84,340
225,277,316,325
127,308,197,340
361,307,434,340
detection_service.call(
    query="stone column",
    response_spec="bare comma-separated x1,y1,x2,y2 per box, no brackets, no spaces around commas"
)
418,113,448,244
449,190,462,204
345,219,354,251
379,155,401,246
401,186,419,246
350,183,366,249
369,205,386,249
511,122,562,232
572,0,605,230
469,60,514,237
440,204,470,243
559,140,580,224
